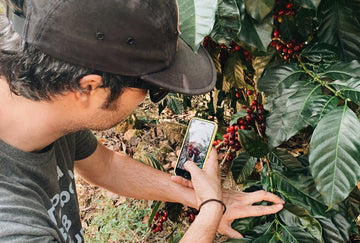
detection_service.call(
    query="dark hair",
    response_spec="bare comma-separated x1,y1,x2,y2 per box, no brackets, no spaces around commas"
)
0,0,142,109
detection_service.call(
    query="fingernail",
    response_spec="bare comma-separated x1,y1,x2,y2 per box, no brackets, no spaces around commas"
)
276,204,283,208
281,199,285,204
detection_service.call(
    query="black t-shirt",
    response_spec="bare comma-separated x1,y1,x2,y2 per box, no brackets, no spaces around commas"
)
0,130,98,242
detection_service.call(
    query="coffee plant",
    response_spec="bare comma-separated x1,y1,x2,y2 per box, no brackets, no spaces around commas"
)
150,0,360,242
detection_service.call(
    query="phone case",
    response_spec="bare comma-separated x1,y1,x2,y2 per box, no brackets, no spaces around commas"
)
174,117,218,179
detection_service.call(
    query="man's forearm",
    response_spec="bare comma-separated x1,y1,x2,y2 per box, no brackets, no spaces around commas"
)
107,152,197,206
180,202,223,242
75,144,198,208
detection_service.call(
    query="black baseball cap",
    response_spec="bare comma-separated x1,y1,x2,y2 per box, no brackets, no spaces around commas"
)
6,0,216,97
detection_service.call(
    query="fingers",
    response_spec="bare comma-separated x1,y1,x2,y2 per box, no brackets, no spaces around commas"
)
170,175,194,188
246,190,285,205
184,160,202,175
203,148,219,174
172,149,219,174
218,222,243,239
242,203,284,217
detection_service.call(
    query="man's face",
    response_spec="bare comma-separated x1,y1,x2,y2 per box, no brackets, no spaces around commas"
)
81,87,147,131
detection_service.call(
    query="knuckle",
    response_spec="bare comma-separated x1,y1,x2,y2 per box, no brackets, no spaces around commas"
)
256,190,267,197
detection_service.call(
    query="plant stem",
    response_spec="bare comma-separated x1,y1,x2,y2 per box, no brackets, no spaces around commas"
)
277,220,298,241
296,54,347,100
264,156,274,192
264,220,276,235
255,120,263,138
272,37,286,45
220,147,232,168
215,141,224,150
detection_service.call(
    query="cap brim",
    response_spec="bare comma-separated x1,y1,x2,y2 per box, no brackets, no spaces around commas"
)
141,38,216,95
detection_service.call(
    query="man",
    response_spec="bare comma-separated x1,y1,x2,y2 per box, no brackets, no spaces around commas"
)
0,0,284,242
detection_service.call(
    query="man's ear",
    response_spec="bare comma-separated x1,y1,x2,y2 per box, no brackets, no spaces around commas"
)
74,74,104,105
79,74,103,93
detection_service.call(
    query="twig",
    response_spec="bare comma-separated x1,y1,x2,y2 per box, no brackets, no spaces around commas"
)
220,147,232,168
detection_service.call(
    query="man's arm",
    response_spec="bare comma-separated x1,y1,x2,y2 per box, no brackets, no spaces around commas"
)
75,140,284,238
179,151,223,243
180,202,223,242
74,141,198,207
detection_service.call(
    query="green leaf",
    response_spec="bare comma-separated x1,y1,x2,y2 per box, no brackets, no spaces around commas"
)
321,60,360,80
257,63,303,97
349,0,360,23
231,216,267,236
182,95,192,110
254,234,276,242
139,154,166,172
278,14,298,41
317,214,351,243
295,8,316,39
309,105,360,208
265,81,321,147
244,0,275,22
238,13,273,52
331,78,360,105
300,43,339,63
234,221,274,239
281,226,320,243
301,95,339,128
253,49,276,83
265,87,297,147
345,187,360,219
295,8,316,41
210,0,244,44
282,82,322,141
264,164,335,217
293,0,321,10
148,201,163,227
230,109,248,125
269,171,335,217
169,232,184,243
238,129,269,158
231,151,258,184
269,149,305,172
223,52,247,90
317,0,360,61
178,0,218,52
203,44,224,90
166,96,183,114
279,204,322,241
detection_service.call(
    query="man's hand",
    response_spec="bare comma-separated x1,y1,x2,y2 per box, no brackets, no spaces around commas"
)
171,150,284,239
178,149,224,242
219,190,284,238
181,149,222,206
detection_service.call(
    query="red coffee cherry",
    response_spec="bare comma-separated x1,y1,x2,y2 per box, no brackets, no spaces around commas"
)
273,29,280,38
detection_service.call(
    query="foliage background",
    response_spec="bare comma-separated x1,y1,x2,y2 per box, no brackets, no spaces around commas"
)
78,0,360,242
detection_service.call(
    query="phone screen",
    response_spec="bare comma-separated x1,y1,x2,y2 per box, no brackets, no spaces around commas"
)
175,118,217,179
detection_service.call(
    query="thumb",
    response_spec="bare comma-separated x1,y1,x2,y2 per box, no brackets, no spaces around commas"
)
184,161,202,175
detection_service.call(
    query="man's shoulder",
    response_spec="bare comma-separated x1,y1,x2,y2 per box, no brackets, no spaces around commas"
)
0,174,61,241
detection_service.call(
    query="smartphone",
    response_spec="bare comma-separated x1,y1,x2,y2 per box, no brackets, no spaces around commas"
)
175,118,218,180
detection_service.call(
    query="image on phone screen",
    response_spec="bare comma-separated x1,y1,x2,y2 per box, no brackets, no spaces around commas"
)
176,118,216,179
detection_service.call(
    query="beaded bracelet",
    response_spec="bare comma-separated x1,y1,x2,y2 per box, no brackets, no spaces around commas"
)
198,199,227,215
